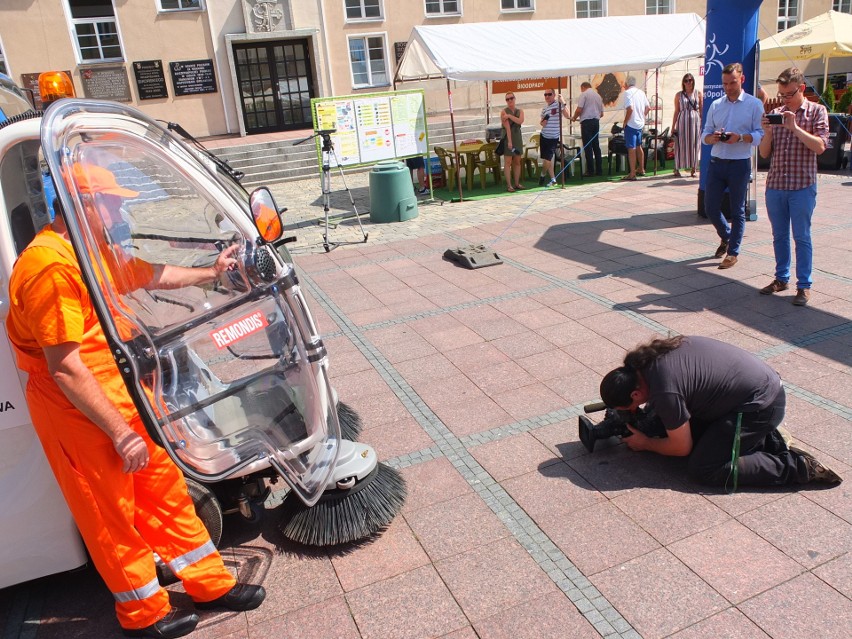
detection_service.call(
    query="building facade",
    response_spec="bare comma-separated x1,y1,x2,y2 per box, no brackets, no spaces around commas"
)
0,1,848,138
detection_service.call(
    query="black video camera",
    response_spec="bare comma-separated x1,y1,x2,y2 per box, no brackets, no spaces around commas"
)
578,402,668,453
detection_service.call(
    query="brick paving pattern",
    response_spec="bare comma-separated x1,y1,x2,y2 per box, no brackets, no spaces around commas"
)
2,169,851,638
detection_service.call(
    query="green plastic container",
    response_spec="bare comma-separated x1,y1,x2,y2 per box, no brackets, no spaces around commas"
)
369,160,419,223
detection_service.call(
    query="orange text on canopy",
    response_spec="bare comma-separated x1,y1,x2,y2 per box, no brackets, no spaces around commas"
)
493,78,563,94
210,311,269,350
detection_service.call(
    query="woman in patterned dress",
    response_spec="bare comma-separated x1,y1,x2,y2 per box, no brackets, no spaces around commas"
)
671,73,702,178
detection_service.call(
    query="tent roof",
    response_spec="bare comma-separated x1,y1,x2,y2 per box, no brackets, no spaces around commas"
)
759,10,852,61
395,13,706,82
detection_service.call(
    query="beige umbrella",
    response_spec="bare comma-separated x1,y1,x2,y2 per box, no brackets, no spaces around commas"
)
759,10,852,98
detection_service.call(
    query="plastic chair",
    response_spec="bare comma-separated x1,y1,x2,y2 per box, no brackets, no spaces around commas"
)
523,133,541,179
471,142,502,188
607,124,629,174
643,127,670,171
434,146,462,190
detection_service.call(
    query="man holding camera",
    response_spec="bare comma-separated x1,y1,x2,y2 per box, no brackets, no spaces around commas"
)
600,336,841,488
758,67,828,307
539,89,570,186
701,62,765,270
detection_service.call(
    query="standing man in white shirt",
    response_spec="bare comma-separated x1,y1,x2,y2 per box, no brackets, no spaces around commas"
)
701,62,765,270
621,76,651,181
572,82,605,177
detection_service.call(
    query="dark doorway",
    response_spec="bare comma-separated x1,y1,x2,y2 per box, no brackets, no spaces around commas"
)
233,40,315,134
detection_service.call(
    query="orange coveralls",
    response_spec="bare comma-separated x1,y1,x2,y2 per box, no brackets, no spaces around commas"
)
6,228,236,630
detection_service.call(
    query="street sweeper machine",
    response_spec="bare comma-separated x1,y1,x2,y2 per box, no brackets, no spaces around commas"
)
0,73,405,590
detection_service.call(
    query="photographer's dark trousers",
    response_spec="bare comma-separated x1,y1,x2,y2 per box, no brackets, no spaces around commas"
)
688,387,810,486
580,119,603,175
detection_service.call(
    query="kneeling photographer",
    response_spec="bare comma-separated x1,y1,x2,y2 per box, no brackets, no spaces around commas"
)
598,336,841,488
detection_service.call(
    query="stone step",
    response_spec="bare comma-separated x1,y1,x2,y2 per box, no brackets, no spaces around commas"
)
208,116,541,186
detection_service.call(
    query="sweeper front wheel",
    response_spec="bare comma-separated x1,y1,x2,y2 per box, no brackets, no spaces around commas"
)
278,463,406,547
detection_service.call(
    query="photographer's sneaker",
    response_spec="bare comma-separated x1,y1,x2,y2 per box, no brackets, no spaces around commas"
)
775,425,794,449
417,187,429,195
790,446,843,484
547,178,557,187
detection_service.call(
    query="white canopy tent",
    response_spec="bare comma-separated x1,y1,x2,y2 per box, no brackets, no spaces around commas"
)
394,14,706,198
759,10,852,95
395,13,706,82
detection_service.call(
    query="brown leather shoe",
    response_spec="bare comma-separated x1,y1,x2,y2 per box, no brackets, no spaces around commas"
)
713,241,729,259
718,255,738,269
760,279,789,295
791,446,842,484
792,289,810,306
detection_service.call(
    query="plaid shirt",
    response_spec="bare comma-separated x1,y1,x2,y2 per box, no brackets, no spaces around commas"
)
766,99,829,191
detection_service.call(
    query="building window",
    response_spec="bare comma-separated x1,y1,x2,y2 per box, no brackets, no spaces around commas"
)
646,0,672,14
576,1,605,19
501,0,534,11
833,0,851,13
348,35,389,88
345,0,383,21
777,0,799,32
68,0,123,62
158,0,202,10
425,1,461,16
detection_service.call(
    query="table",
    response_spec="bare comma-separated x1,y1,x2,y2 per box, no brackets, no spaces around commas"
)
457,143,486,190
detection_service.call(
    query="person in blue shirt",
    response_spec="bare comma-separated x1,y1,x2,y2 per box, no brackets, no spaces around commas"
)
701,62,765,270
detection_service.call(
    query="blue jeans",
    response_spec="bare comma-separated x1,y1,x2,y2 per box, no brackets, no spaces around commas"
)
703,158,750,256
765,185,817,290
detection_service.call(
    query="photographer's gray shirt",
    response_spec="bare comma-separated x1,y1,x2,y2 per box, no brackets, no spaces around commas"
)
643,336,781,431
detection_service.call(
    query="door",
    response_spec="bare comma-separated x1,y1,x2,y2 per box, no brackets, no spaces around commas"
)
39,99,342,506
234,40,315,134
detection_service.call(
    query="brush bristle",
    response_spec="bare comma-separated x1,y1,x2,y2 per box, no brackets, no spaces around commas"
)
337,401,363,441
279,463,406,546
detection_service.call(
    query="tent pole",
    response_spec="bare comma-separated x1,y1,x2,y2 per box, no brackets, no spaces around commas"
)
486,81,491,124
447,79,464,202
558,76,565,187
654,68,659,176
823,55,829,99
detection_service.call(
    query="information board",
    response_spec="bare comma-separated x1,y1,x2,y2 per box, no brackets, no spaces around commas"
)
311,89,428,168
132,60,168,100
80,66,132,102
170,59,217,96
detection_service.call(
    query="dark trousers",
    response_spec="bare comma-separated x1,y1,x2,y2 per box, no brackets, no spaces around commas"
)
580,119,602,175
688,387,808,487
703,157,750,256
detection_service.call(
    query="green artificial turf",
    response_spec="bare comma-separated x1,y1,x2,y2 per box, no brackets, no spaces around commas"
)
430,166,676,202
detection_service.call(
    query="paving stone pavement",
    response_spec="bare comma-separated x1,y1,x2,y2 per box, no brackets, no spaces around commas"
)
2,168,851,639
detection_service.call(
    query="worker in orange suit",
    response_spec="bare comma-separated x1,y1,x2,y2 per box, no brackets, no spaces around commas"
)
6,163,265,639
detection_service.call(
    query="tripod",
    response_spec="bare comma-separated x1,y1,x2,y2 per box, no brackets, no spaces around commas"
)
293,129,368,252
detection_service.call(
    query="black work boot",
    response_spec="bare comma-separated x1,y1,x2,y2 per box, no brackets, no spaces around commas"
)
122,608,199,638
195,583,266,612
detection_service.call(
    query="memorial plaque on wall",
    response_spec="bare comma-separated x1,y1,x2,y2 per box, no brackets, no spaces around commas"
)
20,71,73,110
169,59,217,96
80,66,132,102
132,60,168,100
394,41,407,64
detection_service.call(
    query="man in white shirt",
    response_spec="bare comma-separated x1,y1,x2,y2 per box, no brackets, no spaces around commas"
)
572,82,605,176
621,76,651,180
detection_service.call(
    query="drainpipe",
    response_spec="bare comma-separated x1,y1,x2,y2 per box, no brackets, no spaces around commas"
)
204,1,233,134
316,0,335,94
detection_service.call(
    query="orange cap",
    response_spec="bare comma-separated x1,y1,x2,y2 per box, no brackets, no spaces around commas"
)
73,164,139,198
